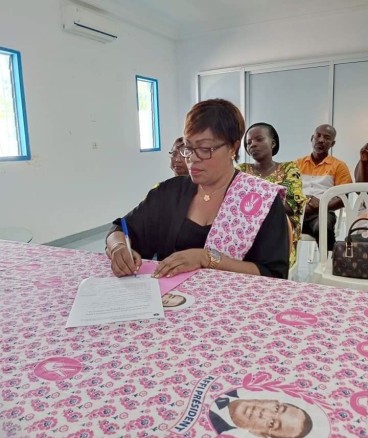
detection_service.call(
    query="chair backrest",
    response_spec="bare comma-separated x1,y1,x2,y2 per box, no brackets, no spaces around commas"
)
318,183,368,265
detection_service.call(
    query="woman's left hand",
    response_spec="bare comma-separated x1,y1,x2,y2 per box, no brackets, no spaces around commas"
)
153,249,208,278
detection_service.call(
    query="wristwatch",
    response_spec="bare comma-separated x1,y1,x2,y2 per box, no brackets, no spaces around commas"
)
206,248,222,269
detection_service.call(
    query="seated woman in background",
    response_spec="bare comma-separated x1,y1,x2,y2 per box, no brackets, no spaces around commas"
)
106,100,289,279
169,137,189,176
237,122,306,266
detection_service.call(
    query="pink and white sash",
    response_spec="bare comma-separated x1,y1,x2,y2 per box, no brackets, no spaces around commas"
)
205,172,286,260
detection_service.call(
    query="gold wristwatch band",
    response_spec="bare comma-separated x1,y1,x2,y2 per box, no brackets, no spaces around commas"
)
206,248,221,269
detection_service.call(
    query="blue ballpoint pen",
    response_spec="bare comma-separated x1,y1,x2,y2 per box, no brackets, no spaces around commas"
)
121,218,137,276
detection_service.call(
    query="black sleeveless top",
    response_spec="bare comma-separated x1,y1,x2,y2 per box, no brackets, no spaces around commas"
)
174,218,211,251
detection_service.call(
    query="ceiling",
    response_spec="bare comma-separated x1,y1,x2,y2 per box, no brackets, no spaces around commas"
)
83,0,368,39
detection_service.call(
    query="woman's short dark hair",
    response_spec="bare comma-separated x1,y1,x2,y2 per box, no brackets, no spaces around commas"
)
172,137,184,150
184,99,245,160
245,122,280,156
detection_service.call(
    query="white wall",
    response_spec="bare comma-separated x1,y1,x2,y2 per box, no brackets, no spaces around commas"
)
3,3,368,243
0,0,179,243
176,6,368,169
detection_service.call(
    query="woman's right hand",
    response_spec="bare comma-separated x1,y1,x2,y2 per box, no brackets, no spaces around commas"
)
110,245,142,277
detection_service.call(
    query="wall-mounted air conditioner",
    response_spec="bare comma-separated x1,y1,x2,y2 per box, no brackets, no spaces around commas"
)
62,3,118,43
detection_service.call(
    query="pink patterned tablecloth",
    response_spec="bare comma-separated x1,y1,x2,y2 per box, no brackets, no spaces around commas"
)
0,241,367,438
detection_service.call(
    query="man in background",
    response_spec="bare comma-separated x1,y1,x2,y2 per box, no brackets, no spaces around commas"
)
296,124,352,251
355,143,368,182
354,143,368,222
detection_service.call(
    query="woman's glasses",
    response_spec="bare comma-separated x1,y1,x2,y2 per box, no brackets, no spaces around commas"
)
169,150,182,158
178,143,227,160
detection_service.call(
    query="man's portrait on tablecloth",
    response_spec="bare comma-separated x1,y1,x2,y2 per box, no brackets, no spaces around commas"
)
208,388,330,438
161,292,194,311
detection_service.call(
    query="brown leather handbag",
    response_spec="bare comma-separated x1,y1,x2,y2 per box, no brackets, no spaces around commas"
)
332,218,368,279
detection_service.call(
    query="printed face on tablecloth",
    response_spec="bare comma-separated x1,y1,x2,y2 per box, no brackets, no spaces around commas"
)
209,388,330,438
161,292,194,311
229,399,308,437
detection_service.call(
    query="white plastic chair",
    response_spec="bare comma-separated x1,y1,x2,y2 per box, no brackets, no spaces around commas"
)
312,183,368,290
287,216,297,280
299,208,344,264
290,204,316,280
289,204,319,280
299,233,318,263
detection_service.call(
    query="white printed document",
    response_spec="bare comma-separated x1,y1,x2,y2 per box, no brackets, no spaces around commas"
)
66,275,164,327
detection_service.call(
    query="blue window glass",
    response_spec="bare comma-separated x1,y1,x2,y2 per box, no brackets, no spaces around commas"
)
0,47,30,161
136,75,161,152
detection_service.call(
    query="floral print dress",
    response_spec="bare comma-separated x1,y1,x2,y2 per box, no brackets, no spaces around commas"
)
237,161,306,266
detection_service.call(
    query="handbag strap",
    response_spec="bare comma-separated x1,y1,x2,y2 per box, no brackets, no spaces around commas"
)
347,218,368,237
346,228,368,244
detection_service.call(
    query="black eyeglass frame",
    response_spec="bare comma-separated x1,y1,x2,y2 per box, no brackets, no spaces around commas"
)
178,143,227,160
169,150,182,158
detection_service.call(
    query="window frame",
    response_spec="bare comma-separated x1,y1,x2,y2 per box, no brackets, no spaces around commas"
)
135,75,161,153
0,46,30,162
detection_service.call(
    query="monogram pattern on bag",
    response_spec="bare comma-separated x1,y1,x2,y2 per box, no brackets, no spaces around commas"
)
332,217,368,279
332,242,368,279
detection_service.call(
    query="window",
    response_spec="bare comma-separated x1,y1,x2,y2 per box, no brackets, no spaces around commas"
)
0,47,30,161
136,75,161,151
